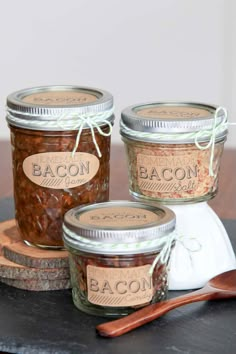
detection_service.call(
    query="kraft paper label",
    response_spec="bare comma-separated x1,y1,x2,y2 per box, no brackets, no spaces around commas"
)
23,152,99,189
22,91,98,106
78,206,161,228
136,105,211,119
137,153,199,194
87,265,153,307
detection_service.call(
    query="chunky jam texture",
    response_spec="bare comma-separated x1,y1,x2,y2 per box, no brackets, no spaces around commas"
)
10,126,111,247
68,250,168,317
123,138,225,203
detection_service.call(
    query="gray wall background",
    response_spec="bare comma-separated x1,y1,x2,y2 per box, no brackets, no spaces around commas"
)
0,0,235,146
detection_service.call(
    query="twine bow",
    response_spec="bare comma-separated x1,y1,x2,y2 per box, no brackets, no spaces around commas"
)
72,114,113,158
55,109,114,158
194,107,228,177
148,232,176,275
148,231,202,276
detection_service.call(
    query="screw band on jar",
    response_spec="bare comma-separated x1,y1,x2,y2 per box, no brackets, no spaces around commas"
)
120,102,228,203
63,223,176,259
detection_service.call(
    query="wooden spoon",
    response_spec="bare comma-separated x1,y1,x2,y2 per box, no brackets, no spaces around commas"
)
96,269,236,337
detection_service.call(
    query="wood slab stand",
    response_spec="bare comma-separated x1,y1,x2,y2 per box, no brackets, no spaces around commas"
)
0,278,71,291
0,219,71,291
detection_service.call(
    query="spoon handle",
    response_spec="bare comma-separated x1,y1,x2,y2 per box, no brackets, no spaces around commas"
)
96,288,213,337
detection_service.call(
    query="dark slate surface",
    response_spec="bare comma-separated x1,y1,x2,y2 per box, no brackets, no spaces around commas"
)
0,198,235,354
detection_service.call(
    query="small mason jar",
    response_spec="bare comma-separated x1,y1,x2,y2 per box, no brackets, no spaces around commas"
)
6,86,114,248
63,200,176,317
120,102,227,204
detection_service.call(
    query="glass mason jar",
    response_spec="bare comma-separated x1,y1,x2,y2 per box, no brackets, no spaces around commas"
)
120,102,227,204
6,86,114,248
63,201,176,317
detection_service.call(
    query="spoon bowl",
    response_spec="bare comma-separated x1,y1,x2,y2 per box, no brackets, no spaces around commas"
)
96,269,236,337
209,270,236,291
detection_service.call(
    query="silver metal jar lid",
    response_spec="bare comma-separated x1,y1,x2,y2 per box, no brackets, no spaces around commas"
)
6,85,114,131
63,200,176,255
120,102,228,143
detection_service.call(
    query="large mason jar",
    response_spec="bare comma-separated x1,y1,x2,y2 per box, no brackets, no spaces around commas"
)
6,85,114,248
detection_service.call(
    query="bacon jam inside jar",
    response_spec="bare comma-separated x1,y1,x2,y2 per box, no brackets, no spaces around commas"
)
63,200,176,317
6,86,114,248
120,102,228,204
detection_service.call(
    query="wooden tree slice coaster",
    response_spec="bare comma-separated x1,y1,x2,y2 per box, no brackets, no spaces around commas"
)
0,255,70,280
0,219,69,269
3,240,69,269
0,220,71,291
0,277,71,291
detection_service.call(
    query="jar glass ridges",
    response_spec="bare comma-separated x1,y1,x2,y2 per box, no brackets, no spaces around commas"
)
120,102,227,204
6,86,114,248
63,201,176,317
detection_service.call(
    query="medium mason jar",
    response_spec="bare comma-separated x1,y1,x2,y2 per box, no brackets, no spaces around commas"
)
120,102,227,204
63,201,176,317
6,86,114,248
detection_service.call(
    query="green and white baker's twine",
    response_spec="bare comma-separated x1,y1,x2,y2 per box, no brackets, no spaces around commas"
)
63,224,175,254
148,230,201,275
7,108,114,158
148,232,176,275
67,110,114,157
63,226,201,276
195,107,226,177
121,106,236,177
